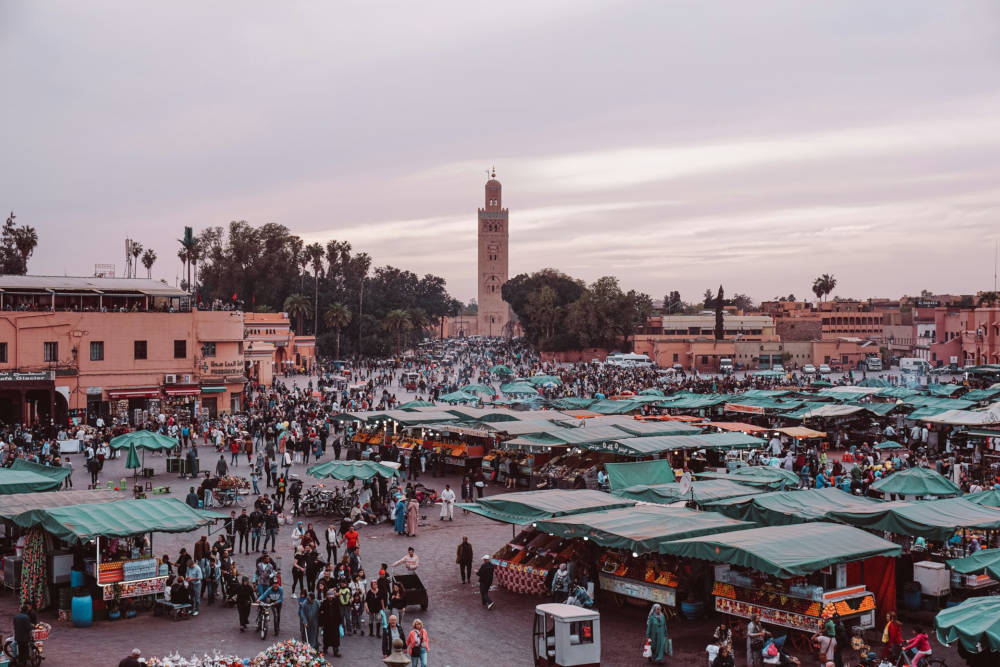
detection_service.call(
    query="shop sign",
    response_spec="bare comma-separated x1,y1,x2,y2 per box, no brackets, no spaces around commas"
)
206,360,243,376
599,440,635,455
86,386,103,395
102,576,167,600
724,403,766,415
0,370,53,382
599,573,676,606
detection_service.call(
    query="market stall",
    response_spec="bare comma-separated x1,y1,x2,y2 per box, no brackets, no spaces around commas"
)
946,548,1000,593
870,466,963,499
0,469,65,495
660,523,900,636
110,430,179,478
415,423,493,473
934,596,1000,666
711,487,887,525
613,479,760,507
306,459,399,481
695,466,801,491
604,460,675,491
7,497,221,609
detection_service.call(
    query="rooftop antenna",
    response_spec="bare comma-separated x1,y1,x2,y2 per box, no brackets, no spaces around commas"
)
995,239,998,292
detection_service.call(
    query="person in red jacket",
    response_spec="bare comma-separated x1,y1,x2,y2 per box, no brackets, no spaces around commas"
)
405,618,429,666
882,612,903,660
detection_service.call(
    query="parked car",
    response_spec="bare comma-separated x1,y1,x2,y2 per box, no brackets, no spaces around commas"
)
802,364,817,374
773,364,785,373
818,364,832,374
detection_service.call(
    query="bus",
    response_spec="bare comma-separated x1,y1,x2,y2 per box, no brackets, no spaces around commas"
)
606,353,654,368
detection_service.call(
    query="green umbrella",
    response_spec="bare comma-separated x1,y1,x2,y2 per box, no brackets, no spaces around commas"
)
489,365,513,376
397,400,436,410
437,390,480,404
307,460,398,481
125,442,142,478
462,384,496,397
500,381,539,395
874,440,905,451
935,596,1000,654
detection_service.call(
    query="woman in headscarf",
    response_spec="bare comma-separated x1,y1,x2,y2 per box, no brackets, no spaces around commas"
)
394,496,407,536
646,603,668,664
405,497,419,537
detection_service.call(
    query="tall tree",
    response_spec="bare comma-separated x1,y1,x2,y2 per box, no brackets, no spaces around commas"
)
702,288,714,309
0,212,37,275
305,242,325,334
731,293,755,312
812,273,837,302
140,249,157,278
714,285,725,340
130,241,143,278
283,293,310,335
323,303,352,359
382,309,412,355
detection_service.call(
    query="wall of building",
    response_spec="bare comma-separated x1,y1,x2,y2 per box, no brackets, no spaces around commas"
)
775,318,822,342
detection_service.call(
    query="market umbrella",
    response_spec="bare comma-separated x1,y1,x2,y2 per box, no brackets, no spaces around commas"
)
871,466,962,498
527,374,563,387
489,365,513,376
935,596,1000,654
947,548,1000,581
500,382,539,395
109,430,178,452
437,390,480,404
307,460,399,481
462,384,496,397
397,400,436,410
874,440,906,451
125,443,142,478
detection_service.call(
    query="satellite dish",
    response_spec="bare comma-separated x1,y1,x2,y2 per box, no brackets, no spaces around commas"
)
678,471,692,497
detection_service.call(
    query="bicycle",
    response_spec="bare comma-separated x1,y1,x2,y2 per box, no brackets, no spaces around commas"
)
3,622,50,666
253,601,275,641
856,645,947,667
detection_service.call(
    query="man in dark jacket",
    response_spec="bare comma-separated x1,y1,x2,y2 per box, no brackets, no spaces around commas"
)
456,536,474,583
185,486,200,509
249,508,264,552
476,555,495,609
235,509,250,554
118,648,142,667
236,576,256,631
13,604,34,666
318,589,342,657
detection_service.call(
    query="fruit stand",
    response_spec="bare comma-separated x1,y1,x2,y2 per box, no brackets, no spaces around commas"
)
491,528,586,596
597,552,678,606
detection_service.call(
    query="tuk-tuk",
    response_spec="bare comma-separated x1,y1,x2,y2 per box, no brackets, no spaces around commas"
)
404,372,420,391
533,603,600,667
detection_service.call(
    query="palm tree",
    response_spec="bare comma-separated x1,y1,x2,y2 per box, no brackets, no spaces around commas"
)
979,291,1000,307
812,273,837,302
323,303,352,359
12,225,38,270
407,308,429,343
130,241,143,278
382,309,412,355
140,249,157,278
283,293,311,335
178,227,197,290
305,242,325,334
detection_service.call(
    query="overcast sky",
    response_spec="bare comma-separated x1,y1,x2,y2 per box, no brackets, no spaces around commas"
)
3,1,1000,303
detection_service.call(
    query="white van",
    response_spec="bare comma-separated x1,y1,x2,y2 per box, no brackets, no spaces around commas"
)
899,358,931,375
719,358,734,374
865,356,883,371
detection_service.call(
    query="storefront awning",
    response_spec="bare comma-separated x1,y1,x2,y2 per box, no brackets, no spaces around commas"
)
534,505,753,555
458,489,634,525
165,385,201,397
7,497,224,543
658,522,902,578
106,387,161,399
200,386,226,394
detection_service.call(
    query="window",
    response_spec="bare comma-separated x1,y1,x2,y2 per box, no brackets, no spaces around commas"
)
201,342,216,357
90,341,104,361
134,340,147,360
174,340,187,359
43,341,58,362
0,342,6,363
672,353,678,362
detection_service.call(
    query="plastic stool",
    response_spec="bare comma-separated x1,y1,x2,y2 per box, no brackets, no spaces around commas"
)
145,481,153,491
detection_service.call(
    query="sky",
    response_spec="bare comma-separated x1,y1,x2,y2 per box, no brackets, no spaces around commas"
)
3,1,1000,304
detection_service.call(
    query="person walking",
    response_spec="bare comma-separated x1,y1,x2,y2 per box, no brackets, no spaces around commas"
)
405,619,429,667
250,507,263,552
318,589,342,657
477,555,495,609
456,537,473,584
298,591,320,651
393,547,419,574
263,509,279,552
439,484,455,521
236,509,250,555
235,576,255,632
62,457,73,488
382,614,403,659
645,603,668,665
187,559,203,616
405,497,419,537
216,455,228,478
366,580,384,637
325,523,339,565
393,496,407,536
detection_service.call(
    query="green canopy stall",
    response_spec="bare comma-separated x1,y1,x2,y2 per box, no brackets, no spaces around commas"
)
965,489,1000,508
695,466,801,490
0,469,64,494
307,460,399,481
613,479,760,506
396,400,437,410
712,487,886,525
436,390,480,404
534,505,753,555
459,489,634,524
527,375,562,387
935,596,1000,655
109,430,178,452
489,365,513,376
827,497,1000,541
461,384,497,397
604,460,675,491
874,440,906,451
947,548,1000,581
595,432,765,457
659,522,902,578
870,466,962,498
9,459,72,484
500,382,540,395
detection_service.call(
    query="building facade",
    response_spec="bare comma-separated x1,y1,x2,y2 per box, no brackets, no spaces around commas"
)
477,169,512,337
244,312,316,385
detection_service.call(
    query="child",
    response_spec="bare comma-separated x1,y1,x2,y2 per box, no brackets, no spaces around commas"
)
337,579,353,634
350,590,365,636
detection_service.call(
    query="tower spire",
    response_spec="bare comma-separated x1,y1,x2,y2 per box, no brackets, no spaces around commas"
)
491,165,496,179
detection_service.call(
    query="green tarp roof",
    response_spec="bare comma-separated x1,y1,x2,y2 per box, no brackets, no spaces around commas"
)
307,460,398,481
586,399,646,415
828,498,1000,541
436,390,480,404
871,466,962,497
614,479,761,505
0,489,122,519
505,425,630,449
724,397,804,411
714,488,887,525
638,388,665,397
9,497,222,543
877,387,921,399
527,375,563,387
109,430,178,451
964,388,1000,402
874,440,906,450
396,400,437,410
947,548,1000,579
549,398,598,410
850,402,899,416
458,489,635,524
368,410,458,425
0,469,63,494
597,419,702,437
858,378,890,387
656,394,732,409
928,383,962,397
778,402,829,419
903,396,974,410
695,466,801,490
658,522,902,578
738,389,790,399
461,384,496,396
500,382,539,395
9,459,72,482
605,460,675,491
534,505,753,555
905,406,952,420
965,489,1000,508
596,432,765,457
935,596,1000,654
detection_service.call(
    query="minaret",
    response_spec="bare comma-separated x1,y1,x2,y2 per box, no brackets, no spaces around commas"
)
477,167,510,337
